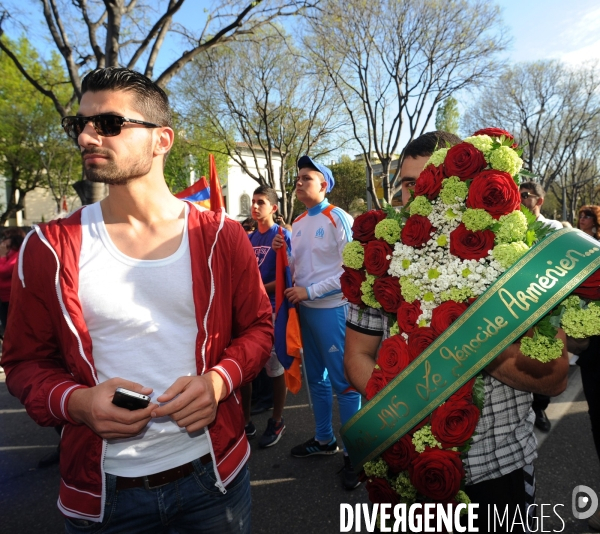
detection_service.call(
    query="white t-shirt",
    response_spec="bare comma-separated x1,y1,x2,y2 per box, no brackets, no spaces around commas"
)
78,202,209,477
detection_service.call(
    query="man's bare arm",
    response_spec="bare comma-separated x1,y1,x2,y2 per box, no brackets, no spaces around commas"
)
485,329,569,396
344,327,381,395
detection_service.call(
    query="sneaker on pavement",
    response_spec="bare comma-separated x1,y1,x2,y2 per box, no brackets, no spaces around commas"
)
291,436,339,457
245,421,256,438
258,418,286,448
340,455,361,490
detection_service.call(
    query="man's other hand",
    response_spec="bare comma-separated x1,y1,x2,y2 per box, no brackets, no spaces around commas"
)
151,372,226,433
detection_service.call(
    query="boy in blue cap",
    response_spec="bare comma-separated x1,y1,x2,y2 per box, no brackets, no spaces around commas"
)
273,155,361,490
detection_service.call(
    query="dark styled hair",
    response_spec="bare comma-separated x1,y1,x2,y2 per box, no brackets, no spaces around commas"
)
253,185,279,209
401,131,462,161
241,217,256,232
1,228,25,251
577,205,600,239
81,67,172,128
519,181,546,198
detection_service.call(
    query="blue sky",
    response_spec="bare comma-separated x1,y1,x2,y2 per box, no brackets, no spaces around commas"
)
496,0,600,64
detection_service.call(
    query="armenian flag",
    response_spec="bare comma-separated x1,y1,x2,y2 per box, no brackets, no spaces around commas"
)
174,176,211,209
274,228,303,394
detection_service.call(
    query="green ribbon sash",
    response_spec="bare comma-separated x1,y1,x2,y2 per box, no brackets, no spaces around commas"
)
342,228,600,468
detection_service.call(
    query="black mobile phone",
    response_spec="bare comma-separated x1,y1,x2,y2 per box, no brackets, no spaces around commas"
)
112,387,151,411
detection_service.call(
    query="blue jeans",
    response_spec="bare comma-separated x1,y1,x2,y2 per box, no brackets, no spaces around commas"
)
64,460,251,534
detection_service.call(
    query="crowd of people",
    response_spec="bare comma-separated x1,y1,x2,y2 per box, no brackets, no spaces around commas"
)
0,65,598,534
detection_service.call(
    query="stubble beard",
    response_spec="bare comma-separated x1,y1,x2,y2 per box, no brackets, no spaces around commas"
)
83,140,153,186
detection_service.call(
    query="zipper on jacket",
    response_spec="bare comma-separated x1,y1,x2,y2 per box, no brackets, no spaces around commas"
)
204,427,227,494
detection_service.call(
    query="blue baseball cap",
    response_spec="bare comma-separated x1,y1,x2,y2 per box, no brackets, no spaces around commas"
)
297,155,335,193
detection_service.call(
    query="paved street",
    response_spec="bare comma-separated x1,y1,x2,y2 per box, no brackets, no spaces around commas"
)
1,364,598,534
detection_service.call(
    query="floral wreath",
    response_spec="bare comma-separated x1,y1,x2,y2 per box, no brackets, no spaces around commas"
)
340,127,600,518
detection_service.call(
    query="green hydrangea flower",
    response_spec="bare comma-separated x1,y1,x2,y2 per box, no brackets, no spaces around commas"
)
464,135,493,156
561,303,600,338
361,274,382,309
391,472,417,502
561,295,582,310
400,276,421,303
488,145,523,176
390,321,400,337
342,241,364,269
412,425,442,453
491,242,529,269
496,211,528,243
426,147,449,167
409,196,433,217
462,208,494,231
441,287,473,302
375,219,401,245
439,176,469,205
520,333,564,362
363,458,389,478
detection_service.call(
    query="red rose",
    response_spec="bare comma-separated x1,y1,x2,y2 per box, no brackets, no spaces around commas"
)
409,448,464,501
466,169,521,218
443,142,487,180
574,269,600,300
365,477,400,506
449,377,476,402
377,335,410,380
373,276,403,313
401,215,435,248
430,398,480,448
415,164,444,200
352,210,387,243
473,127,518,147
397,300,422,334
407,327,437,361
340,266,366,307
430,300,468,336
365,368,388,400
364,240,393,276
449,223,495,261
381,434,417,473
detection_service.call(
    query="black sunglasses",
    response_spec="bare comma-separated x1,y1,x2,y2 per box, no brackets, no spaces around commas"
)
61,114,161,140
520,191,539,200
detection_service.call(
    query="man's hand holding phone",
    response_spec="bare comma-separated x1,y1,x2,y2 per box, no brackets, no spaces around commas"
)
68,377,156,440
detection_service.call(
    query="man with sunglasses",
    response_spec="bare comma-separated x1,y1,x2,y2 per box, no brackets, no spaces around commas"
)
519,181,562,435
1,67,273,534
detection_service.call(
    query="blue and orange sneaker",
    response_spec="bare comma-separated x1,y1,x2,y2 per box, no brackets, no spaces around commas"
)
258,417,286,448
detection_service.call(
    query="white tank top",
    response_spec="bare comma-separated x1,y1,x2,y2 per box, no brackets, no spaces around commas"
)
79,202,209,477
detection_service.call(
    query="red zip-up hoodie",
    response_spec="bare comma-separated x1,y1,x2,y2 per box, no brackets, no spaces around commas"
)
1,204,273,522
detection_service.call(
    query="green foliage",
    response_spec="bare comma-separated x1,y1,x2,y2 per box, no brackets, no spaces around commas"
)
0,36,79,223
472,374,485,412
328,156,367,213
435,96,460,134
164,114,229,194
